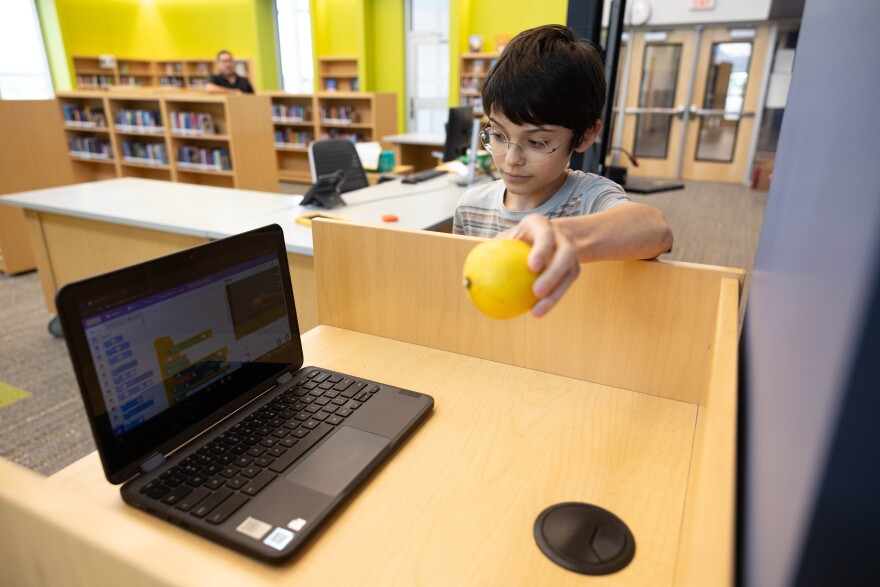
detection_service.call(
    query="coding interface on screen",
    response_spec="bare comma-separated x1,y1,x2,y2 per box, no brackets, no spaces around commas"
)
81,255,292,438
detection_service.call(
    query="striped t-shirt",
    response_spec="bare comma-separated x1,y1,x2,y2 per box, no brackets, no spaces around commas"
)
452,170,630,238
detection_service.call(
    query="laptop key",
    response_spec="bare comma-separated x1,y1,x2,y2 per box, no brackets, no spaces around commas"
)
146,483,172,499
191,489,232,518
226,476,247,490
206,493,250,524
268,423,333,473
326,415,344,426
176,487,211,512
161,484,192,505
205,477,226,490
242,470,277,496
241,465,260,478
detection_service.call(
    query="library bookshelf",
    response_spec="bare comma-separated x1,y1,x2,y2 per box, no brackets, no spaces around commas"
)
266,91,397,183
317,57,359,92
57,91,278,192
72,56,253,90
459,52,498,114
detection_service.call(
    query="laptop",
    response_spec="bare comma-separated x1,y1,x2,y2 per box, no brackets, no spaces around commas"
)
55,224,434,562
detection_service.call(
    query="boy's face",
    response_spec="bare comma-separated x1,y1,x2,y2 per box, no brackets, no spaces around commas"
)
486,112,600,209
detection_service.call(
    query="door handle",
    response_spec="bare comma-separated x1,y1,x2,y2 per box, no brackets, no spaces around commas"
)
688,104,755,119
622,106,686,117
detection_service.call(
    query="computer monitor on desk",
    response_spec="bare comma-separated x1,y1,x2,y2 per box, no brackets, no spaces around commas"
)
442,106,474,162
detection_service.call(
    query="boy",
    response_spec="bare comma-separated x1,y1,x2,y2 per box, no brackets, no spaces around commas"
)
453,25,673,317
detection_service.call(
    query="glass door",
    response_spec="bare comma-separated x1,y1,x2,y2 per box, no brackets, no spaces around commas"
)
681,26,770,182
618,29,696,179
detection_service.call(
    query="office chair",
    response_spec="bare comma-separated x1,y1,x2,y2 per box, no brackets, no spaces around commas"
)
308,139,369,194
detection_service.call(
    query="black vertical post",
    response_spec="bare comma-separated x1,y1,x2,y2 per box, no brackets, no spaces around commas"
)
567,1,604,173
599,0,627,176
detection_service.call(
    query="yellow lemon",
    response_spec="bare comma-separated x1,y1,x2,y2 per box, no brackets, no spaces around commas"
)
463,239,539,319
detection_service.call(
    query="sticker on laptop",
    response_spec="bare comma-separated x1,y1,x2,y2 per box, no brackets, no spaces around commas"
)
264,527,295,551
288,517,307,532
236,517,272,540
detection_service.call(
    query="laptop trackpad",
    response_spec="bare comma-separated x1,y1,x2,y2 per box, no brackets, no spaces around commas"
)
284,426,390,496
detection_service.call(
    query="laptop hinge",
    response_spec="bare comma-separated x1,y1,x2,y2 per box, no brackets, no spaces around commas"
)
139,452,166,474
276,372,294,385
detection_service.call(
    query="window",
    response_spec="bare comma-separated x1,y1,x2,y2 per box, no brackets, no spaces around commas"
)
406,0,450,133
0,0,53,99
276,0,314,93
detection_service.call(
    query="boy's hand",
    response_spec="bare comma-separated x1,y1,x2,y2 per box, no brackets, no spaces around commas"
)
497,214,580,318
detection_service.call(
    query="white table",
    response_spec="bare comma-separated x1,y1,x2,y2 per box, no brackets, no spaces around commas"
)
0,176,467,332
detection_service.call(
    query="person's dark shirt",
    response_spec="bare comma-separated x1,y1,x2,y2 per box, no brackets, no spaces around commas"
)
207,73,254,94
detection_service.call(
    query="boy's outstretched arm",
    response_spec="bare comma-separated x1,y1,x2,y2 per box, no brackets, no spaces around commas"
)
498,204,673,317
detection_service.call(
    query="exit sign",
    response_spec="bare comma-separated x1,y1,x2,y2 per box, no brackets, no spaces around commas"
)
692,0,716,9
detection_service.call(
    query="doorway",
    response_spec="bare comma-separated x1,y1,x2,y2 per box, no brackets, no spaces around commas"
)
613,25,771,183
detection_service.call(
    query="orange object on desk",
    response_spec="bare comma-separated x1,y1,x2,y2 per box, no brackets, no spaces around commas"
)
382,214,398,222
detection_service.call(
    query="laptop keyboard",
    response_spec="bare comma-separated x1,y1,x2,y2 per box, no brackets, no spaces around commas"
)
138,369,379,524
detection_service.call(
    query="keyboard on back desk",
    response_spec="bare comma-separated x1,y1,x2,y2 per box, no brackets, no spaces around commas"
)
401,168,447,184
139,369,379,524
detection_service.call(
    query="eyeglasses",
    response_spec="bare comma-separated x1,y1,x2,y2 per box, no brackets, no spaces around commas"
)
479,127,571,163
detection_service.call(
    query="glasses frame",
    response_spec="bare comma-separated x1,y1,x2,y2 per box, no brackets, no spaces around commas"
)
479,126,573,162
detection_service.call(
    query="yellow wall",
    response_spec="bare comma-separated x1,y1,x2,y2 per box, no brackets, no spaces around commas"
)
52,0,278,90
365,0,405,132
450,0,568,105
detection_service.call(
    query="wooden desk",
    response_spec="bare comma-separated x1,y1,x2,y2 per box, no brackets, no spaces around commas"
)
383,133,445,171
0,176,466,333
0,221,742,586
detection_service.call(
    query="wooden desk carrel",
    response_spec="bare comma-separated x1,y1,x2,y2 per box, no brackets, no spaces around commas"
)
0,220,742,586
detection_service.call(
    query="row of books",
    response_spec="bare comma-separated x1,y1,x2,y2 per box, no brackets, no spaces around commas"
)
169,111,216,135
271,104,311,122
318,106,360,123
274,129,312,147
468,58,498,74
115,109,164,132
176,146,232,171
68,137,113,159
319,131,363,143
76,74,112,89
62,105,107,128
120,141,169,166
159,76,185,88
324,78,359,92
118,76,146,87
460,77,482,91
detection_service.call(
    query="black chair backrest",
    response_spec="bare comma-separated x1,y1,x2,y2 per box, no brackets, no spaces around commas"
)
308,140,369,194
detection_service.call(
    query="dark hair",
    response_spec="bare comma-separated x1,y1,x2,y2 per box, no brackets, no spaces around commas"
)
481,25,606,150
217,50,233,60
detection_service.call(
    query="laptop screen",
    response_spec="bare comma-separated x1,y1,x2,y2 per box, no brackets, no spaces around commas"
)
57,225,303,483
81,253,292,438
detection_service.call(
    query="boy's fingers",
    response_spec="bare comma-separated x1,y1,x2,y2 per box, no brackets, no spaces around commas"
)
532,264,579,317
533,244,578,298
523,217,555,273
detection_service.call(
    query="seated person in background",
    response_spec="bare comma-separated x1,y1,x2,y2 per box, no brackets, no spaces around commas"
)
453,24,673,318
205,50,254,95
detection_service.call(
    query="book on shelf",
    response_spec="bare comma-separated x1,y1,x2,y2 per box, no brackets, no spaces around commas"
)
68,136,113,159
121,141,169,166
159,76,185,88
274,128,311,147
270,104,310,122
76,74,113,89
318,105,359,124
325,78,337,91
319,131,363,143
62,105,107,128
114,109,164,133
176,145,232,171
169,111,216,135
